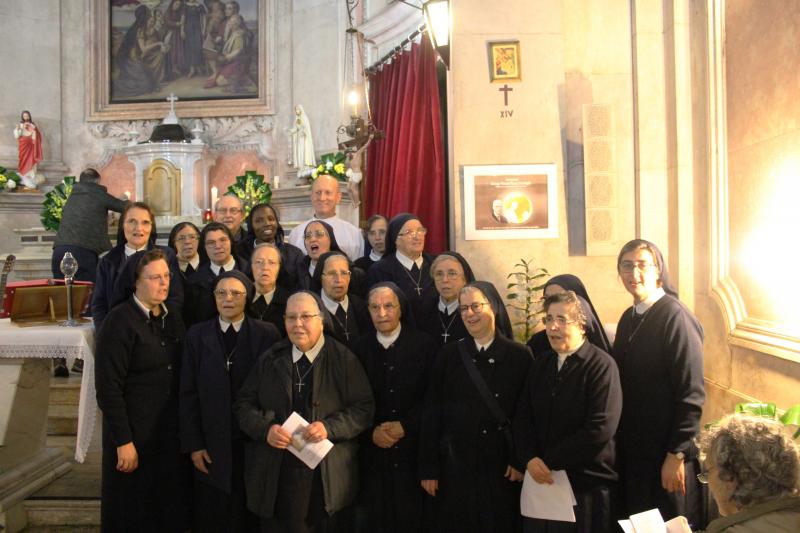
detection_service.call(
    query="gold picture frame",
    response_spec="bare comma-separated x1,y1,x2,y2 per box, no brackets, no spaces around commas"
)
487,40,521,82
87,0,276,121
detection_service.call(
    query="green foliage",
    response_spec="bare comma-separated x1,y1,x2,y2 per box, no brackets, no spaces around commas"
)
310,152,348,182
505,258,549,343
707,402,800,440
40,176,76,231
225,170,272,219
0,166,23,192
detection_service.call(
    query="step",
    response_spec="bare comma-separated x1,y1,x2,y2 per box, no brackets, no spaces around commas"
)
23,499,100,528
47,404,79,436
49,375,82,406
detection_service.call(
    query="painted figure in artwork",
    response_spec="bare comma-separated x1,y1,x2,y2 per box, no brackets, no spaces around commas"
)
13,110,44,189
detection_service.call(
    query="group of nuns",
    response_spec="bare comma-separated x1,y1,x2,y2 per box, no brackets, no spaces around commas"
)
93,200,705,533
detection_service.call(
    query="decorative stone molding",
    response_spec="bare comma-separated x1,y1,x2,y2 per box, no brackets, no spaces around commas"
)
706,0,800,362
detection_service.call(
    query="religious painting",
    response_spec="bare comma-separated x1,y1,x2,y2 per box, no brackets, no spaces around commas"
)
463,164,558,240
88,0,275,120
487,40,521,82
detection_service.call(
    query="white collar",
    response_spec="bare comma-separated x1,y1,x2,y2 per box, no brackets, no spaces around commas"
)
292,334,325,364
313,213,339,222
210,256,236,275
321,290,348,314
377,323,402,349
219,316,245,332
396,250,423,270
181,255,200,272
125,244,147,256
308,260,316,276
254,288,276,305
132,294,168,318
556,339,585,370
634,287,666,314
369,250,382,262
474,337,495,352
438,297,459,315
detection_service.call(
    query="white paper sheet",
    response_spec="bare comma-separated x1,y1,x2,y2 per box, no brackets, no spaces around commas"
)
520,470,577,522
618,520,635,533
619,511,691,533
281,411,333,469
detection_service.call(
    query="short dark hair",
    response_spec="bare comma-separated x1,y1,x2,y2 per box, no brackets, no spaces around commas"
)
79,168,101,183
134,249,167,281
366,214,388,232
167,221,200,252
118,202,157,247
543,290,588,329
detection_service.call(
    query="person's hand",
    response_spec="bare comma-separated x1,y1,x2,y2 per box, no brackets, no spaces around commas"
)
267,424,291,449
527,457,553,484
372,426,396,448
116,442,138,473
421,479,438,497
190,449,212,474
505,465,523,482
304,421,328,443
662,453,686,495
382,421,405,440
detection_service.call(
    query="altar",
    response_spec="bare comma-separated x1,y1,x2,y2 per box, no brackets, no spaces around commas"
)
0,321,96,531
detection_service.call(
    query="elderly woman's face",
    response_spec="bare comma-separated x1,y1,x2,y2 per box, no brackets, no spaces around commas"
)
544,301,585,353
174,225,199,262
124,207,153,249
204,229,232,266
214,277,247,322
395,219,426,258
433,258,466,303
320,256,351,302
367,218,388,254
460,288,495,341
251,246,280,292
368,287,401,334
135,259,170,308
704,455,737,517
285,293,323,352
304,222,331,261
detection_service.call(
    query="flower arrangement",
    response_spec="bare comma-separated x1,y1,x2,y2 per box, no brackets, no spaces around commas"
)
0,166,23,192
310,152,348,182
225,170,272,218
506,258,549,342
41,176,76,231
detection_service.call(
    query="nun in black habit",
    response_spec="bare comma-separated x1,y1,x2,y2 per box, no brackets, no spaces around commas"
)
416,251,476,344
366,213,436,318
419,281,532,533
294,219,343,292
180,270,281,532
95,249,191,532
526,274,611,359
353,282,437,532
312,250,372,350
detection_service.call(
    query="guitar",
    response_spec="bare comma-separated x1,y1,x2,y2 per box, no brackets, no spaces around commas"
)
0,254,16,314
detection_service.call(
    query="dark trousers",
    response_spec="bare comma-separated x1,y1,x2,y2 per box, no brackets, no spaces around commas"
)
52,244,99,283
194,440,258,532
523,483,615,533
621,456,703,528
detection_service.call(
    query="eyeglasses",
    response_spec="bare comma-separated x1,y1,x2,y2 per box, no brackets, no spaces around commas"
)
322,270,351,279
460,302,489,314
697,464,717,484
304,230,328,239
216,208,241,215
542,316,577,327
285,313,320,323
175,234,198,243
205,237,230,247
433,270,462,280
368,302,398,312
398,227,428,238
253,258,279,268
368,229,387,237
619,261,656,273
214,289,246,299
143,273,172,282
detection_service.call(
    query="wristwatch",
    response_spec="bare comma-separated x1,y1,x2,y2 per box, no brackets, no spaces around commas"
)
673,451,686,461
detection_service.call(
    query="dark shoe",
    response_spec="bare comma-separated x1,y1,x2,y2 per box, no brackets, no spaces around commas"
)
54,358,69,378
71,359,84,374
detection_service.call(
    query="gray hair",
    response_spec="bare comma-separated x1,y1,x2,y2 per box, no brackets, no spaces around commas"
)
251,242,281,264
215,194,244,211
543,291,588,329
698,414,800,508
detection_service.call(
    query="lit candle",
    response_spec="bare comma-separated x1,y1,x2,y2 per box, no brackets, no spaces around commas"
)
273,175,280,189
124,190,131,200
211,186,218,209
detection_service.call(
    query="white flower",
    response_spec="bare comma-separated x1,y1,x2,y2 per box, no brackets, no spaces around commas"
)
325,161,333,170
6,180,16,190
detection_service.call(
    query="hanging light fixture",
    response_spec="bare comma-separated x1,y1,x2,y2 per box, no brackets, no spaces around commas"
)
423,0,449,68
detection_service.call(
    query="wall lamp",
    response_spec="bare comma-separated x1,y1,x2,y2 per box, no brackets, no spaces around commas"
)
422,0,450,68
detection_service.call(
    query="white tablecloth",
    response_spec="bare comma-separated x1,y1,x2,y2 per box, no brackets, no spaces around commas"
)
0,320,96,463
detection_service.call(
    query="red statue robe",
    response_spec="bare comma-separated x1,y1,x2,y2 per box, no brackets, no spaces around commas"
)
17,124,43,176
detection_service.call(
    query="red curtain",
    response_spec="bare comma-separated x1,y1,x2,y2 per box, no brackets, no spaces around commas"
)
366,37,446,254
